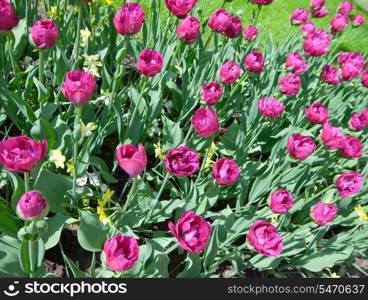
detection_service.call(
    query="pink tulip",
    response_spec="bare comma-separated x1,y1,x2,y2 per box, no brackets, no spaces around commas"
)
61,70,96,105
304,102,329,124
287,134,316,160
103,234,139,272
165,0,198,19
247,220,283,257
251,0,273,5
311,202,338,226
208,8,231,33
311,6,329,18
192,108,222,137
30,19,58,50
321,65,340,85
338,1,353,15
310,0,325,11
257,96,284,118
113,3,145,36
349,111,368,131
136,49,164,77
285,52,308,74
116,144,147,177
330,13,349,34
352,15,365,27
16,191,49,221
290,8,310,25
164,146,199,176
0,136,47,173
336,171,364,198
363,71,368,88
301,22,316,35
321,122,346,150
0,0,19,31
279,74,301,96
212,158,240,186
270,190,293,214
219,61,241,85
338,52,364,67
243,25,258,41
304,29,332,56
340,136,363,159
169,211,211,253
222,16,242,38
201,82,223,106
176,16,200,44
244,50,265,73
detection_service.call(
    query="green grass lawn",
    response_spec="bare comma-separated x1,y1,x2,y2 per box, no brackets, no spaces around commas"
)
133,0,368,53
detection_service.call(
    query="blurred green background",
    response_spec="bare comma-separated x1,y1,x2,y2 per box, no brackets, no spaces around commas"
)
106,0,368,53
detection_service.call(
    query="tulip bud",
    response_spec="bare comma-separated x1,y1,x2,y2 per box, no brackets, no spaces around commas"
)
279,74,301,96
0,0,19,31
340,136,363,159
136,49,164,77
290,8,310,25
311,202,338,226
116,144,147,177
330,13,349,34
191,108,222,137
352,15,365,27
16,191,49,221
176,16,200,44
285,52,308,74
164,146,199,177
301,22,316,35
165,0,199,19
270,190,293,214
349,111,368,131
338,1,353,15
321,65,340,85
169,211,211,253
219,61,241,85
243,25,258,41
30,19,58,50
61,70,96,105
251,0,273,5
208,8,231,33
310,0,325,11
103,234,139,272
311,6,329,18
257,97,284,118
201,82,223,106
113,3,145,36
336,171,364,198
244,50,265,73
0,136,47,173
222,16,242,38
304,103,329,124
212,158,240,186
287,134,316,160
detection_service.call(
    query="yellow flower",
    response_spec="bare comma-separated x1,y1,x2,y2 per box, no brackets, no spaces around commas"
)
49,150,66,169
330,272,340,278
270,216,278,223
205,142,218,167
66,162,75,174
354,205,368,221
325,193,334,203
74,7,79,15
97,206,111,225
83,54,102,78
80,28,92,47
47,6,58,19
98,188,115,207
105,0,114,5
154,143,165,159
81,122,98,137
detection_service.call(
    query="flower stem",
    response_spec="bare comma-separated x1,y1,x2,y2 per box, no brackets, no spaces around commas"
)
122,177,137,213
195,134,216,184
38,50,45,117
28,239,35,278
73,2,83,68
7,32,19,78
145,172,170,222
72,105,82,207
24,172,30,192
